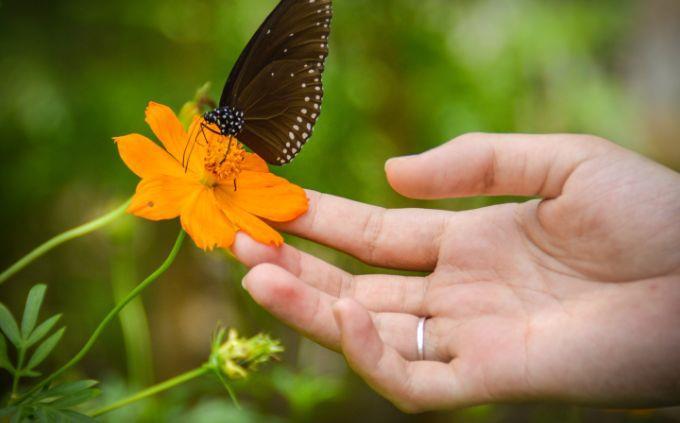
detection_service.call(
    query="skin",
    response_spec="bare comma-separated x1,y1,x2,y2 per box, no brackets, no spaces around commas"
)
231,133,680,412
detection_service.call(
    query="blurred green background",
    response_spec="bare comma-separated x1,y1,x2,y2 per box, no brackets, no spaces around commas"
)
1,0,679,421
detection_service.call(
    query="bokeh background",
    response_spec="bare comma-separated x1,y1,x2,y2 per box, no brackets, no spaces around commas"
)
1,0,679,421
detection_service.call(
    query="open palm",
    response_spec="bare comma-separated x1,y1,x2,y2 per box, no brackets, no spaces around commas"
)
233,133,680,412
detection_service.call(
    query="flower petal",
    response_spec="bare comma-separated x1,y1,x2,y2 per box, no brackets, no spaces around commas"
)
219,171,308,222
128,175,199,220
183,116,207,175
180,186,236,250
115,134,183,178
145,102,188,161
242,152,269,172
214,187,284,246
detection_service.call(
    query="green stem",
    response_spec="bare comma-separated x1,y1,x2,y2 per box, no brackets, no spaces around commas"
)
89,366,210,417
18,230,186,402
0,199,132,286
10,347,26,400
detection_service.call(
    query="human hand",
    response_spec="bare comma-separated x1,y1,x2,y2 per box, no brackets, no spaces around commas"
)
232,133,680,412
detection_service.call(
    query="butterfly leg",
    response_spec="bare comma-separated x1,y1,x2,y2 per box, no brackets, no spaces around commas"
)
182,121,202,171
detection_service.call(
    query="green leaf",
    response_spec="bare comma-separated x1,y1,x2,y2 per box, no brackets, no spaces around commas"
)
50,388,100,408
59,409,98,423
0,406,17,417
34,380,98,402
9,406,24,423
25,314,62,348
0,303,22,347
0,334,15,373
21,369,41,377
34,406,64,422
26,327,65,370
21,284,47,339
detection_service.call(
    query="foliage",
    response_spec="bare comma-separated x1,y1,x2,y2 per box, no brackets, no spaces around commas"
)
0,284,99,421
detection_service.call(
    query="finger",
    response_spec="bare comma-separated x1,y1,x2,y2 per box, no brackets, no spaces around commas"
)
242,264,448,360
386,133,610,199
243,263,339,349
333,299,469,412
275,190,449,271
232,231,350,296
233,232,431,315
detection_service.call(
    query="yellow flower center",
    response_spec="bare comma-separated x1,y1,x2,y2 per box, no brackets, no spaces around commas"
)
203,135,246,185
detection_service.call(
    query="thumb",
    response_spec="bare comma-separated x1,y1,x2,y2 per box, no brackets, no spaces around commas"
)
385,133,609,200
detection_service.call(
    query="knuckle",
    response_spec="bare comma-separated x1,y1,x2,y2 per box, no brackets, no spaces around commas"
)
480,143,498,193
360,207,387,264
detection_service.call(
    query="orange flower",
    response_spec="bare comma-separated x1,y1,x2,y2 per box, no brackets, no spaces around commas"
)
115,102,308,250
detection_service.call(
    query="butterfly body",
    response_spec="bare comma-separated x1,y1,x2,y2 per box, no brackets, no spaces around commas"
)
198,0,332,166
203,106,245,136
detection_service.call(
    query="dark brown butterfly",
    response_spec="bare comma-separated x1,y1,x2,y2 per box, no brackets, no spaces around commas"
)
196,0,332,166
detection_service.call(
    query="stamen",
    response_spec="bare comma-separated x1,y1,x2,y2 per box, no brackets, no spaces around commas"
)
204,133,246,185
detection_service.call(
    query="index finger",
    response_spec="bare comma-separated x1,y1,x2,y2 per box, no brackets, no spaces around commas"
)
275,190,449,271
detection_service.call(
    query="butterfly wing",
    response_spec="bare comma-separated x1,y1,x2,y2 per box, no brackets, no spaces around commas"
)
220,0,332,165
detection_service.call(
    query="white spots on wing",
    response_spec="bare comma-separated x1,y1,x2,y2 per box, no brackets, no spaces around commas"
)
302,83,307,88
304,96,310,102
288,132,295,140
297,117,303,123
293,124,300,131
311,113,318,119
315,86,321,91
306,123,312,130
301,108,308,114
302,133,309,139
314,103,319,110
289,33,294,37
296,141,302,147
266,29,271,35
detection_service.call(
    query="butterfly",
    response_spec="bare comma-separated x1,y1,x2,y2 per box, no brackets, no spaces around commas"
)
189,0,332,167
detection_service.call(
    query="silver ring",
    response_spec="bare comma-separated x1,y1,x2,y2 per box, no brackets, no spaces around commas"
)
417,317,426,360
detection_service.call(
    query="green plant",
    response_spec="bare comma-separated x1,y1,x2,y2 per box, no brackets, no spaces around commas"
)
0,284,100,421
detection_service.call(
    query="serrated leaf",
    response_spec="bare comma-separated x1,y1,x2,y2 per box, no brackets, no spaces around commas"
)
25,314,62,348
50,388,100,408
0,303,22,347
26,327,65,370
0,334,15,373
34,380,99,402
21,284,47,339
